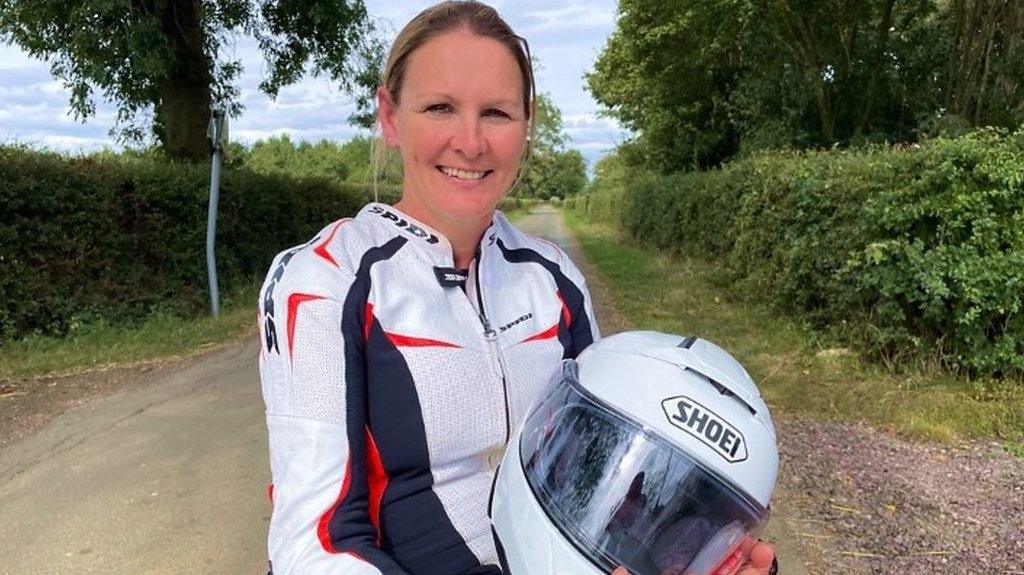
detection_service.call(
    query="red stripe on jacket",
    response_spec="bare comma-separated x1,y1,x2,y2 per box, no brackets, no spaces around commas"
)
365,428,389,547
313,218,351,268
287,293,325,361
317,459,353,553
385,332,461,348
521,323,559,343
522,289,571,343
364,302,374,342
556,290,571,325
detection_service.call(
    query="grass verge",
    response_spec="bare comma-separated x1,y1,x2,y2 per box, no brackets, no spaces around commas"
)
0,284,259,381
565,211,1024,444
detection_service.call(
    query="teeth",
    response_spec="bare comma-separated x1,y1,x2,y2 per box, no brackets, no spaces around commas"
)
440,166,487,180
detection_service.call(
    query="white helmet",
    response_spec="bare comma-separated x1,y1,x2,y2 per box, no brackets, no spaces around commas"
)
491,331,778,575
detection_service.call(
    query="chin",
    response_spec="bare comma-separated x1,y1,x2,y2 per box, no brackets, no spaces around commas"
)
432,191,505,221
444,200,502,224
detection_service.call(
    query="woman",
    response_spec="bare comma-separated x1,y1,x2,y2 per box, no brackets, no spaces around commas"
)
258,2,775,574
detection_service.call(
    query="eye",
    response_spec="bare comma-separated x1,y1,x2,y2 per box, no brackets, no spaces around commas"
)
425,103,453,114
483,108,511,119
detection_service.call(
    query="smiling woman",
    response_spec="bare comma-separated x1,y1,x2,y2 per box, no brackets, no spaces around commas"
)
254,3,772,575
379,28,529,265
374,3,537,269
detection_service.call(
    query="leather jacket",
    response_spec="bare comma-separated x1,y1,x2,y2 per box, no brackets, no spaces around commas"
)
259,203,599,574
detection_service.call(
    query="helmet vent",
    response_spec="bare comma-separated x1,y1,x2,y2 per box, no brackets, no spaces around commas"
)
684,367,758,416
677,336,698,349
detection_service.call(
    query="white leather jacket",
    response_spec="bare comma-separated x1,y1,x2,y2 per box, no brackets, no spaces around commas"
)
258,203,600,575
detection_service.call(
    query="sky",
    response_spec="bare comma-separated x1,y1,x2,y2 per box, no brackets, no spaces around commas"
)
0,0,628,168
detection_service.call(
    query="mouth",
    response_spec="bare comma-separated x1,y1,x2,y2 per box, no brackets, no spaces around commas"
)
437,165,493,181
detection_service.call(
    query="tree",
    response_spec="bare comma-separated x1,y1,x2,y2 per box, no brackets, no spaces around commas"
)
338,135,374,183
520,148,587,200
0,0,384,160
586,0,746,172
943,0,1024,127
747,0,937,146
530,90,567,152
517,93,587,199
543,149,587,200
246,134,348,181
588,0,1024,172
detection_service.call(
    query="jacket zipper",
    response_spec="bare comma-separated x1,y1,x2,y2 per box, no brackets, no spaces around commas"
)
474,254,511,444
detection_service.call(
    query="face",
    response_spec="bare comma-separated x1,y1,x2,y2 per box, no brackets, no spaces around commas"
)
379,29,528,233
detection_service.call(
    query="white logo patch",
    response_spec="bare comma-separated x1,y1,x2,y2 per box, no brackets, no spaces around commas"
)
369,205,440,244
662,396,748,463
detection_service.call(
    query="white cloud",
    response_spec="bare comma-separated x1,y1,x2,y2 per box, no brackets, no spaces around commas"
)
0,44,39,69
0,133,112,154
514,1,616,33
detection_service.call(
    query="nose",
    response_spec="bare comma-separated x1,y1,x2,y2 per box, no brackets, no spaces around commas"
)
452,114,486,158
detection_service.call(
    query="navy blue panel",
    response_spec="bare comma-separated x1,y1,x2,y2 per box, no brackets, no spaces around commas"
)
365,316,486,575
492,526,511,575
463,558,504,575
495,239,595,359
326,236,409,573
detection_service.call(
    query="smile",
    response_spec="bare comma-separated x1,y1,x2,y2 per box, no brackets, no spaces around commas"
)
437,165,492,181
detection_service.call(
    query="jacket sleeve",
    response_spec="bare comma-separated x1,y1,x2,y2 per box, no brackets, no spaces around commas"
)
259,271,408,575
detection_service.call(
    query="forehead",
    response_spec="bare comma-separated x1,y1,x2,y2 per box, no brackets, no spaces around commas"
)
402,29,524,105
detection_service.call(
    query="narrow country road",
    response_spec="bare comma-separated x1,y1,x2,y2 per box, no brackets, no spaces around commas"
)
512,204,631,336
0,343,268,574
0,205,811,574
0,205,837,574
0,204,876,575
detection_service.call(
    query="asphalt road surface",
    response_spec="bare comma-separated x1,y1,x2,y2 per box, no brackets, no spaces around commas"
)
0,343,268,574
0,205,809,574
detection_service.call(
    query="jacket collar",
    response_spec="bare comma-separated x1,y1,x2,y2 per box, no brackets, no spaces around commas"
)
357,202,504,267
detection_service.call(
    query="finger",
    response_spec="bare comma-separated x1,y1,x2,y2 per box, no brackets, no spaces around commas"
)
611,567,630,575
747,541,775,569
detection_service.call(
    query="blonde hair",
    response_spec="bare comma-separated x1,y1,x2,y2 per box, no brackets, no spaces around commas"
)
372,0,537,201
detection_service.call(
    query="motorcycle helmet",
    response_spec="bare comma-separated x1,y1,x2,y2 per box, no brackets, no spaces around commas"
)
491,331,778,575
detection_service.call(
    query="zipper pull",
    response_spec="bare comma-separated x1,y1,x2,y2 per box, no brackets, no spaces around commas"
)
480,315,497,341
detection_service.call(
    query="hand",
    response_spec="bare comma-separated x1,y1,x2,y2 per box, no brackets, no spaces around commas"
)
610,540,775,575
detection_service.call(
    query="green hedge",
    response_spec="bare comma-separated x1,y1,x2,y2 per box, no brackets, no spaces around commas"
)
575,130,1024,376
0,147,401,341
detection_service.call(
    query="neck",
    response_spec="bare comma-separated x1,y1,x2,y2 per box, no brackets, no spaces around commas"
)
392,199,492,269
447,228,484,269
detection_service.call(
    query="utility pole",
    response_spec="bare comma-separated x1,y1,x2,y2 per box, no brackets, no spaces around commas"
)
206,108,227,318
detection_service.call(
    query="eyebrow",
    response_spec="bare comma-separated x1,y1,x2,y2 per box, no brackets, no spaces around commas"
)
416,93,521,108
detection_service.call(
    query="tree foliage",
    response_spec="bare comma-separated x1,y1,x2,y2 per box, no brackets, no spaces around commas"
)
943,0,1024,128
517,93,588,199
0,0,384,160
520,148,587,201
588,0,1024,172
574,129,1024,377
245,134,349,181
586,0,745,171
235,133,401,186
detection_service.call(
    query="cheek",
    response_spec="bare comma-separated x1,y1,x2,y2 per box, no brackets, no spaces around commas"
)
492,126,528,165
401,120,446,163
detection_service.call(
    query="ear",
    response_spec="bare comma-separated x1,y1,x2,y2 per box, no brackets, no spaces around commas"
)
377,86,399,148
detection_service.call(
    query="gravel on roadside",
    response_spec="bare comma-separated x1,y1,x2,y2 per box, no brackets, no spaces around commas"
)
777,419,1024,575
